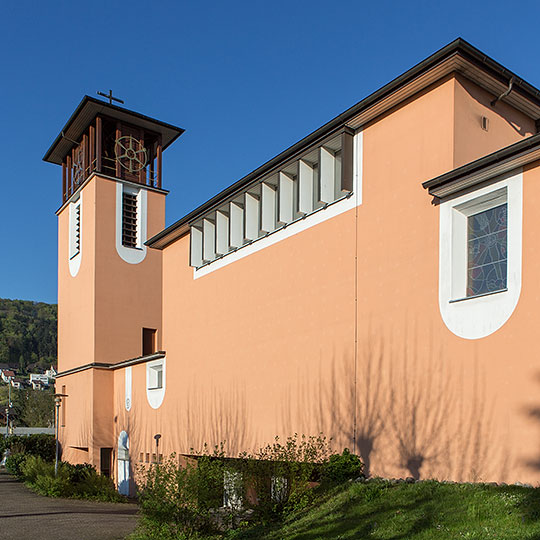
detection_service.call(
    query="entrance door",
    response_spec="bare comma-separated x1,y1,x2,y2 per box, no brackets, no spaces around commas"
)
100,447,112,477
117,431,130,495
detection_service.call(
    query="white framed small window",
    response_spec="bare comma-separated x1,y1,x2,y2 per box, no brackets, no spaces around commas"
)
147,363,163,390
223,470,243,510
271,476,288,503
438,170,522,340
146,358,166,409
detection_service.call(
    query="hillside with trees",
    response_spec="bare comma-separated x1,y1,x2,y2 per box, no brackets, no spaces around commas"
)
0,298,57,373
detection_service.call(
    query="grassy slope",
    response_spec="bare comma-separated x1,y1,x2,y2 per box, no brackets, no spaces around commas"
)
232,480,540,540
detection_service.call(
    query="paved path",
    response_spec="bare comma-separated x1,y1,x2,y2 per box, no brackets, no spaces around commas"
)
0,471,139,540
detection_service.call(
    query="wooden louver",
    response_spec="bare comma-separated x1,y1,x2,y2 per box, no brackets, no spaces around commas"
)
122,192,138,248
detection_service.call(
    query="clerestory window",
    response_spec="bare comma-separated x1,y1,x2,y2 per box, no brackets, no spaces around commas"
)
189,129,354,269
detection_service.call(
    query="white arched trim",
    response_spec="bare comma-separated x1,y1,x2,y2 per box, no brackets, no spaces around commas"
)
125,367,132,412
115,182,147,264
146,357,166,409
439,169,522,340
68,192,82,277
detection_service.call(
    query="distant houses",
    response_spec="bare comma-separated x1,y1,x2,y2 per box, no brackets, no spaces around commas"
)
0,365,56,390
1,370,15,384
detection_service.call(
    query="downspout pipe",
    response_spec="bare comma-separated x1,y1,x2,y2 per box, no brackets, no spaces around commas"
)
491,77,515,107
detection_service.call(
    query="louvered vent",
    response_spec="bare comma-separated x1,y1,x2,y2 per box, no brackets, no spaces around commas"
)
74,204,81,255
122,192,138,248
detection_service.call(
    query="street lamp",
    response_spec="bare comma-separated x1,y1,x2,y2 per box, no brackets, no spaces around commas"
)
54,393,68,476
154,434,161,465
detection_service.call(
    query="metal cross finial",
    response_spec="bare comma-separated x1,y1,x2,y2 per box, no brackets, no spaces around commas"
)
97,89,124,105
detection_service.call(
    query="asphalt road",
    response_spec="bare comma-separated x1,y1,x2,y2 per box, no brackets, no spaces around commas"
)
0,471,139,540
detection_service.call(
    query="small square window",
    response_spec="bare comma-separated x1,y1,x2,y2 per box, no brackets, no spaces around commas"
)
142,328,157,356
148,364,163,390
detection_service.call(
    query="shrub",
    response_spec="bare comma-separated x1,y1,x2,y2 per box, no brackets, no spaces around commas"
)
323,448,364,483
136,451,227,538
20,454,55,483
4,434,55,461
134,434,332,538
239,433,331,519
18,455,123,501
5,453,27,478
33,468,72,497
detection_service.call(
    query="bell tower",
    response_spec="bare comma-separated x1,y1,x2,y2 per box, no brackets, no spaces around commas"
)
44,95,183,469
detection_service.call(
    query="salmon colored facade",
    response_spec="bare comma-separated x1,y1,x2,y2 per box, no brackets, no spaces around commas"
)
46,39,540,494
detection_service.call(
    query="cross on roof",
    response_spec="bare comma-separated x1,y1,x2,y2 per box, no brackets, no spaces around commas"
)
97,89,124,105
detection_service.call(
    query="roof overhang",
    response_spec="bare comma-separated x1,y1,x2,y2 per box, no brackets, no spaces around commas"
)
423,132,540,199
43,96,184,165
55,351,166,378
147,37,540,250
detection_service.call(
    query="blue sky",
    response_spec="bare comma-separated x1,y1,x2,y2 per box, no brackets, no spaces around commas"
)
1,0,539,303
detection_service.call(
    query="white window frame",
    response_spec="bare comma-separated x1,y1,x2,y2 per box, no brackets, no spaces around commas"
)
68,193,82,277
450,187,507,301
223,470,243,510
116,182,147,264
438,169,522,340
271,476,288,503
146,358,166,409
147,363,163,390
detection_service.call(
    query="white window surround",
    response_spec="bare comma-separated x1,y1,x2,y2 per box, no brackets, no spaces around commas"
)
125,366,132,412
438,169,522,340
146,358,165,409
193,130,363,279
116,182,147,264
271,476,288,503
68,193,82,277
223,470,243,509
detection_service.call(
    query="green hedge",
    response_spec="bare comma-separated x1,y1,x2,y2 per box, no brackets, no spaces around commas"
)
2,434,55,461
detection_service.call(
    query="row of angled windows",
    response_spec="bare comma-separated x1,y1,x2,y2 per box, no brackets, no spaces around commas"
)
189,129,354,268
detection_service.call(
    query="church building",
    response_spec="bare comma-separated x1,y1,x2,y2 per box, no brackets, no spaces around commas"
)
45,38,540,494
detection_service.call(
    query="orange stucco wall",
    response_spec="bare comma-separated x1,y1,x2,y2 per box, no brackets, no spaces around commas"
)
57,73,540,489
57,175,165,470
453,75,536,167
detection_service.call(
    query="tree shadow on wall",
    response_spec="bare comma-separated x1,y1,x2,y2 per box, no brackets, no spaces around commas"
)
281,327,505,482
182,382,256,457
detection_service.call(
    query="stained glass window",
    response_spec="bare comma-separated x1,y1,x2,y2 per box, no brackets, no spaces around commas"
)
467,203,507,297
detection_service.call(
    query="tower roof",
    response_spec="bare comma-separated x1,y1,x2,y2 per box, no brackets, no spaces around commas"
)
43,95,184,165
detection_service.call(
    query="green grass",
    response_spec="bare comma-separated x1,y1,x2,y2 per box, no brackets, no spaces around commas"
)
226,479,540,540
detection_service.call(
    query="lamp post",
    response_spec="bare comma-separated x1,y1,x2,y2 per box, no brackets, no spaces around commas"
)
154,434,161,465
54,393,68,476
